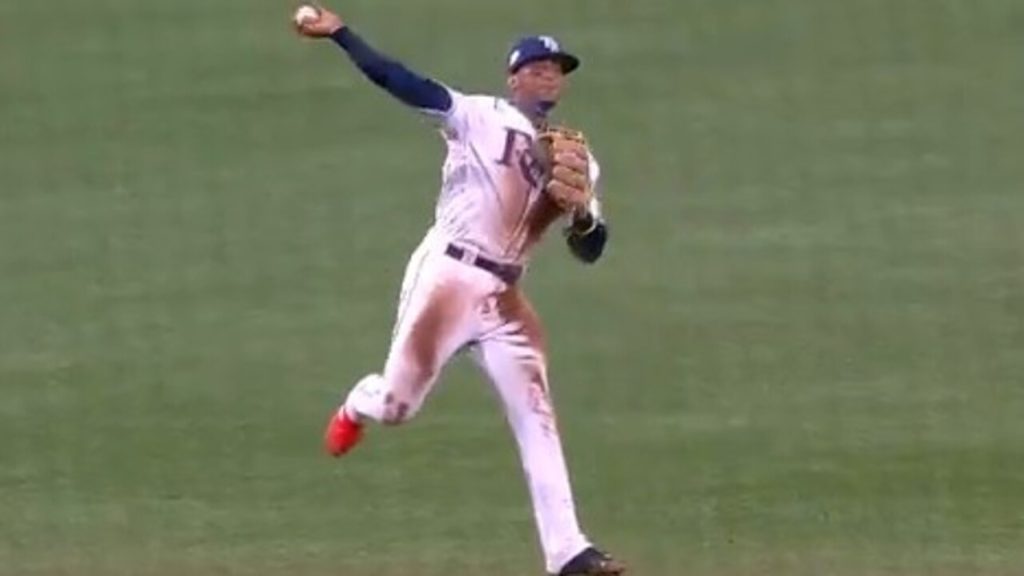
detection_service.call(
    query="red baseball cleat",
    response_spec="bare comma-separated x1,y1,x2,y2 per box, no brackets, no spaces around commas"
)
324,408,364,457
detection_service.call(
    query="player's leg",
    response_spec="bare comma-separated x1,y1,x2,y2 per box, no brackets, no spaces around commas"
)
325,238,483,455
471,287,624,575
345,269,468,424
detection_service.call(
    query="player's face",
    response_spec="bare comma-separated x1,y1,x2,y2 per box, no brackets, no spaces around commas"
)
509,59,566,104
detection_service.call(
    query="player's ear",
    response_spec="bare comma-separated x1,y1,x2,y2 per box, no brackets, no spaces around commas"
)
507,74,518,92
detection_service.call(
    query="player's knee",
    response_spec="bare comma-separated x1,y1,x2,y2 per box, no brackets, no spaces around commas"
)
378,358,437,425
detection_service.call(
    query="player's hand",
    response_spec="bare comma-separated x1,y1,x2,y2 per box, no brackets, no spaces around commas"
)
295,5,345,38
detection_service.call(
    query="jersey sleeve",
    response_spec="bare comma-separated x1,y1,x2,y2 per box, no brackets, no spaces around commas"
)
423,87,476,140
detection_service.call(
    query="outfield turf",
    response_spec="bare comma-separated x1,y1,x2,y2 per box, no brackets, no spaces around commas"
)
2,1,1023,574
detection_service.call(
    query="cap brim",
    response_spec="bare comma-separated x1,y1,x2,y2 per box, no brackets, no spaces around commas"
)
555,52,580,74
510,52,581,75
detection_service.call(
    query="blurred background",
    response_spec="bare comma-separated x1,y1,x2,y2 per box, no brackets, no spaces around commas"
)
2,0,1022,574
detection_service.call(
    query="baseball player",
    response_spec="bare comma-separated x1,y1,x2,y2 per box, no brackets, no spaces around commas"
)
295,6,623,575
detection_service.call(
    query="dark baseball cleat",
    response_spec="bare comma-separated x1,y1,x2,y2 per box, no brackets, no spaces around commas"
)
554,547,626,575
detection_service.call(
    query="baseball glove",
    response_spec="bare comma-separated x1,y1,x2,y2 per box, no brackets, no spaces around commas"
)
536,125,592,213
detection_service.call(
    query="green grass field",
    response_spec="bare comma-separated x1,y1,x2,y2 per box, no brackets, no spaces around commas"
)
3,0,1023,574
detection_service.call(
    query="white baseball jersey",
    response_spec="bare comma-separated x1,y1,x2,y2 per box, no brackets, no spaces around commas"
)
424,89,602,266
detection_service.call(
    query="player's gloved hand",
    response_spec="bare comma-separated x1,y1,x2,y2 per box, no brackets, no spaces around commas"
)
536,125,593,213
295,5,345,37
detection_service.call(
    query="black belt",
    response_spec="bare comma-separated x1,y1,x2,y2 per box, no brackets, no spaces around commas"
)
445,244,523,285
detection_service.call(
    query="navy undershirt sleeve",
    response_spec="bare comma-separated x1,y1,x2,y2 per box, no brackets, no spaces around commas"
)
330,27,452,113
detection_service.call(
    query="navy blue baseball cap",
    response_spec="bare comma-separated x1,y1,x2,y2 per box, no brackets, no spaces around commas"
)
506,35,580,75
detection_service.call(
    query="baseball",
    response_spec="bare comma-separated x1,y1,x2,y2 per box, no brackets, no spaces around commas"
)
293,5,320,26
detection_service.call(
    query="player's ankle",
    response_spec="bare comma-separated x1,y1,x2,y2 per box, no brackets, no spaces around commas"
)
341,404,364,424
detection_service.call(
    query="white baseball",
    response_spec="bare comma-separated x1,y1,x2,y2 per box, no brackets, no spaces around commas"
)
293,5,320,26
